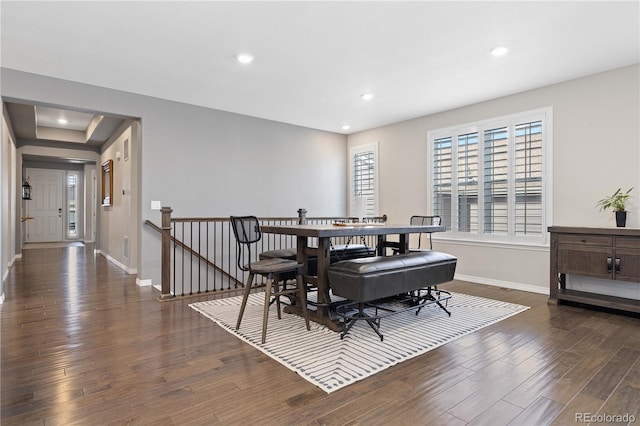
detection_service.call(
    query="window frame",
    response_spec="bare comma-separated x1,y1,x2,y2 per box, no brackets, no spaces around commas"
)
427,107,553,245
348,142,379,218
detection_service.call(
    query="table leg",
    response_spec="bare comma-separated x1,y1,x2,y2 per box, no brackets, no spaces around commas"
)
286,235,343,331
399,233,410,253
315,237,332,316
377,235,385,255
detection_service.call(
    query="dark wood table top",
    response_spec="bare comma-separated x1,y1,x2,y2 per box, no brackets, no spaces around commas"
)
261,223,446,238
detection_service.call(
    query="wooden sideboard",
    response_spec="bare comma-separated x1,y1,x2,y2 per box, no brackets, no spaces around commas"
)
548,226,640,314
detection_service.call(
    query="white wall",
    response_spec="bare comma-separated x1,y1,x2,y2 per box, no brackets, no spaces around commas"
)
98,123,138,273
1,68,348,288
83,163,97,243
1,112,9,295
348,64,640,293
1,106,19,303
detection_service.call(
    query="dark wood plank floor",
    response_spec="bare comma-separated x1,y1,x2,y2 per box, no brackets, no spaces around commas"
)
2,244,639,425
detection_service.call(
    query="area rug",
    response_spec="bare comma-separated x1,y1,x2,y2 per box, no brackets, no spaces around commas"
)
189,292,528,393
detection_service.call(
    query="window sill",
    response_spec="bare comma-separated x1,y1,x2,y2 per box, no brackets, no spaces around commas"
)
432,235,549,252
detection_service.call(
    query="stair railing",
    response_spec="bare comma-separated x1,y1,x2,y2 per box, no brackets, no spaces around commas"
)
145,207,386,300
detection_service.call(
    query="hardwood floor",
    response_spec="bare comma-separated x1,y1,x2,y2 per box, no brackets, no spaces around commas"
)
1,244,639,425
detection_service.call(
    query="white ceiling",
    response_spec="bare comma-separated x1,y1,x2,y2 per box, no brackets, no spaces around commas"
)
1,1,639,134
35,106,95,132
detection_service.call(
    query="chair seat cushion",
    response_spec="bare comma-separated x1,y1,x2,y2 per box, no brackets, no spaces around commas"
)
259,248,297,260
248,258,302,275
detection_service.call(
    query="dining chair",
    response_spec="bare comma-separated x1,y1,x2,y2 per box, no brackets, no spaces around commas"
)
231,216,310,344
405,215,445,312
409,215,441,250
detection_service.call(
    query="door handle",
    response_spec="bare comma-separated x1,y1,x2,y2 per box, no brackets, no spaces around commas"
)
615,257,621,274
606,256,612,273
58,208,62,217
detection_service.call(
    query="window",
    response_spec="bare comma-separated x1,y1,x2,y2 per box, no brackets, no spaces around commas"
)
349,143,379,218
429,108,551,243
66,171,80,239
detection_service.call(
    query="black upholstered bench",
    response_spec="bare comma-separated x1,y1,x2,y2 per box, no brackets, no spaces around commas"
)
327,251,457,340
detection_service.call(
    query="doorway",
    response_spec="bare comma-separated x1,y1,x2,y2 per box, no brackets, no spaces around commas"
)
25,167,84,243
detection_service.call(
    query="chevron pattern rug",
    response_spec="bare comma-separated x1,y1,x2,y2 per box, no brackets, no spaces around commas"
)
190,291,528,393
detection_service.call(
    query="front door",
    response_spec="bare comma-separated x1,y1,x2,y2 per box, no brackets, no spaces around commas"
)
26,168,64,242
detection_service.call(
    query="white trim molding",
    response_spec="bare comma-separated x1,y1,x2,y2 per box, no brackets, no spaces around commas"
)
136,278,152,287
96,250,137,275
455,273,549,295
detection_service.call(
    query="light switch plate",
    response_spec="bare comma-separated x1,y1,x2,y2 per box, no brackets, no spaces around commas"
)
150,201,161,210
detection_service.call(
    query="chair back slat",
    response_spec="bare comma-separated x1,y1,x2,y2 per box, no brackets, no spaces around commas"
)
231,216,261,244
230,216,263,272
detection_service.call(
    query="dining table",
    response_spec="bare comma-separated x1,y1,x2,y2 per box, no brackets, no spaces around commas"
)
260,222,446,331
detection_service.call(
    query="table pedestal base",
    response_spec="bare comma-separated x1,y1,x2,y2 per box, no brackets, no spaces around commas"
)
283,305,344,332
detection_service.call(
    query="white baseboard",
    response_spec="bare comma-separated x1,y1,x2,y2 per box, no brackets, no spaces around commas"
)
96,250,138,275
454,273,549,295
137,278,152,287
9,253,22,267
1,266,6,303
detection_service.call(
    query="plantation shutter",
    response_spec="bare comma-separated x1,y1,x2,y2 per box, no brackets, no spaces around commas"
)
353,149,376,217
483,127,509,234
433,136,453,230
429,108,549,243
514,120,543,235
457,132,479,233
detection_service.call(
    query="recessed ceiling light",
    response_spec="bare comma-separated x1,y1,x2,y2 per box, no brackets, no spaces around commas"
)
236,53,254,64
361,93,374,101
341,124,351,131
57,118,68,125
491,46,509,57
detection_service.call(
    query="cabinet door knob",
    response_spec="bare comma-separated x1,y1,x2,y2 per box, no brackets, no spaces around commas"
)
607,256,612,273
615,257,621,274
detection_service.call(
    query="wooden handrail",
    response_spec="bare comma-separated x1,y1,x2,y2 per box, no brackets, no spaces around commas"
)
167,214,388,223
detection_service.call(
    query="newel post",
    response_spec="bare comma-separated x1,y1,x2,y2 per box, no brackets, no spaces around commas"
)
159,206,173,300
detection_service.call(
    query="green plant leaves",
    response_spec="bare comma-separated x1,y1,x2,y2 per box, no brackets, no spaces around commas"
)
596,187,633,212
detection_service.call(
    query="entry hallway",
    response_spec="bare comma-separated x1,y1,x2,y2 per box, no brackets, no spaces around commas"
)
1,244,639,425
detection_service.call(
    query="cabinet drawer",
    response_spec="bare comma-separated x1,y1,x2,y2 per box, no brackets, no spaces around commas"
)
557,234,612,247
614,248,640,283
558,246,612,279
616,237,640,249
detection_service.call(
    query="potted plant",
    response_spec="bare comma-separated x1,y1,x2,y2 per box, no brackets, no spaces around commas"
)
596,187,633,227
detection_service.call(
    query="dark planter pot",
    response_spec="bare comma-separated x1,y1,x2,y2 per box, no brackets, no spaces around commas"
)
615,211,627,227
